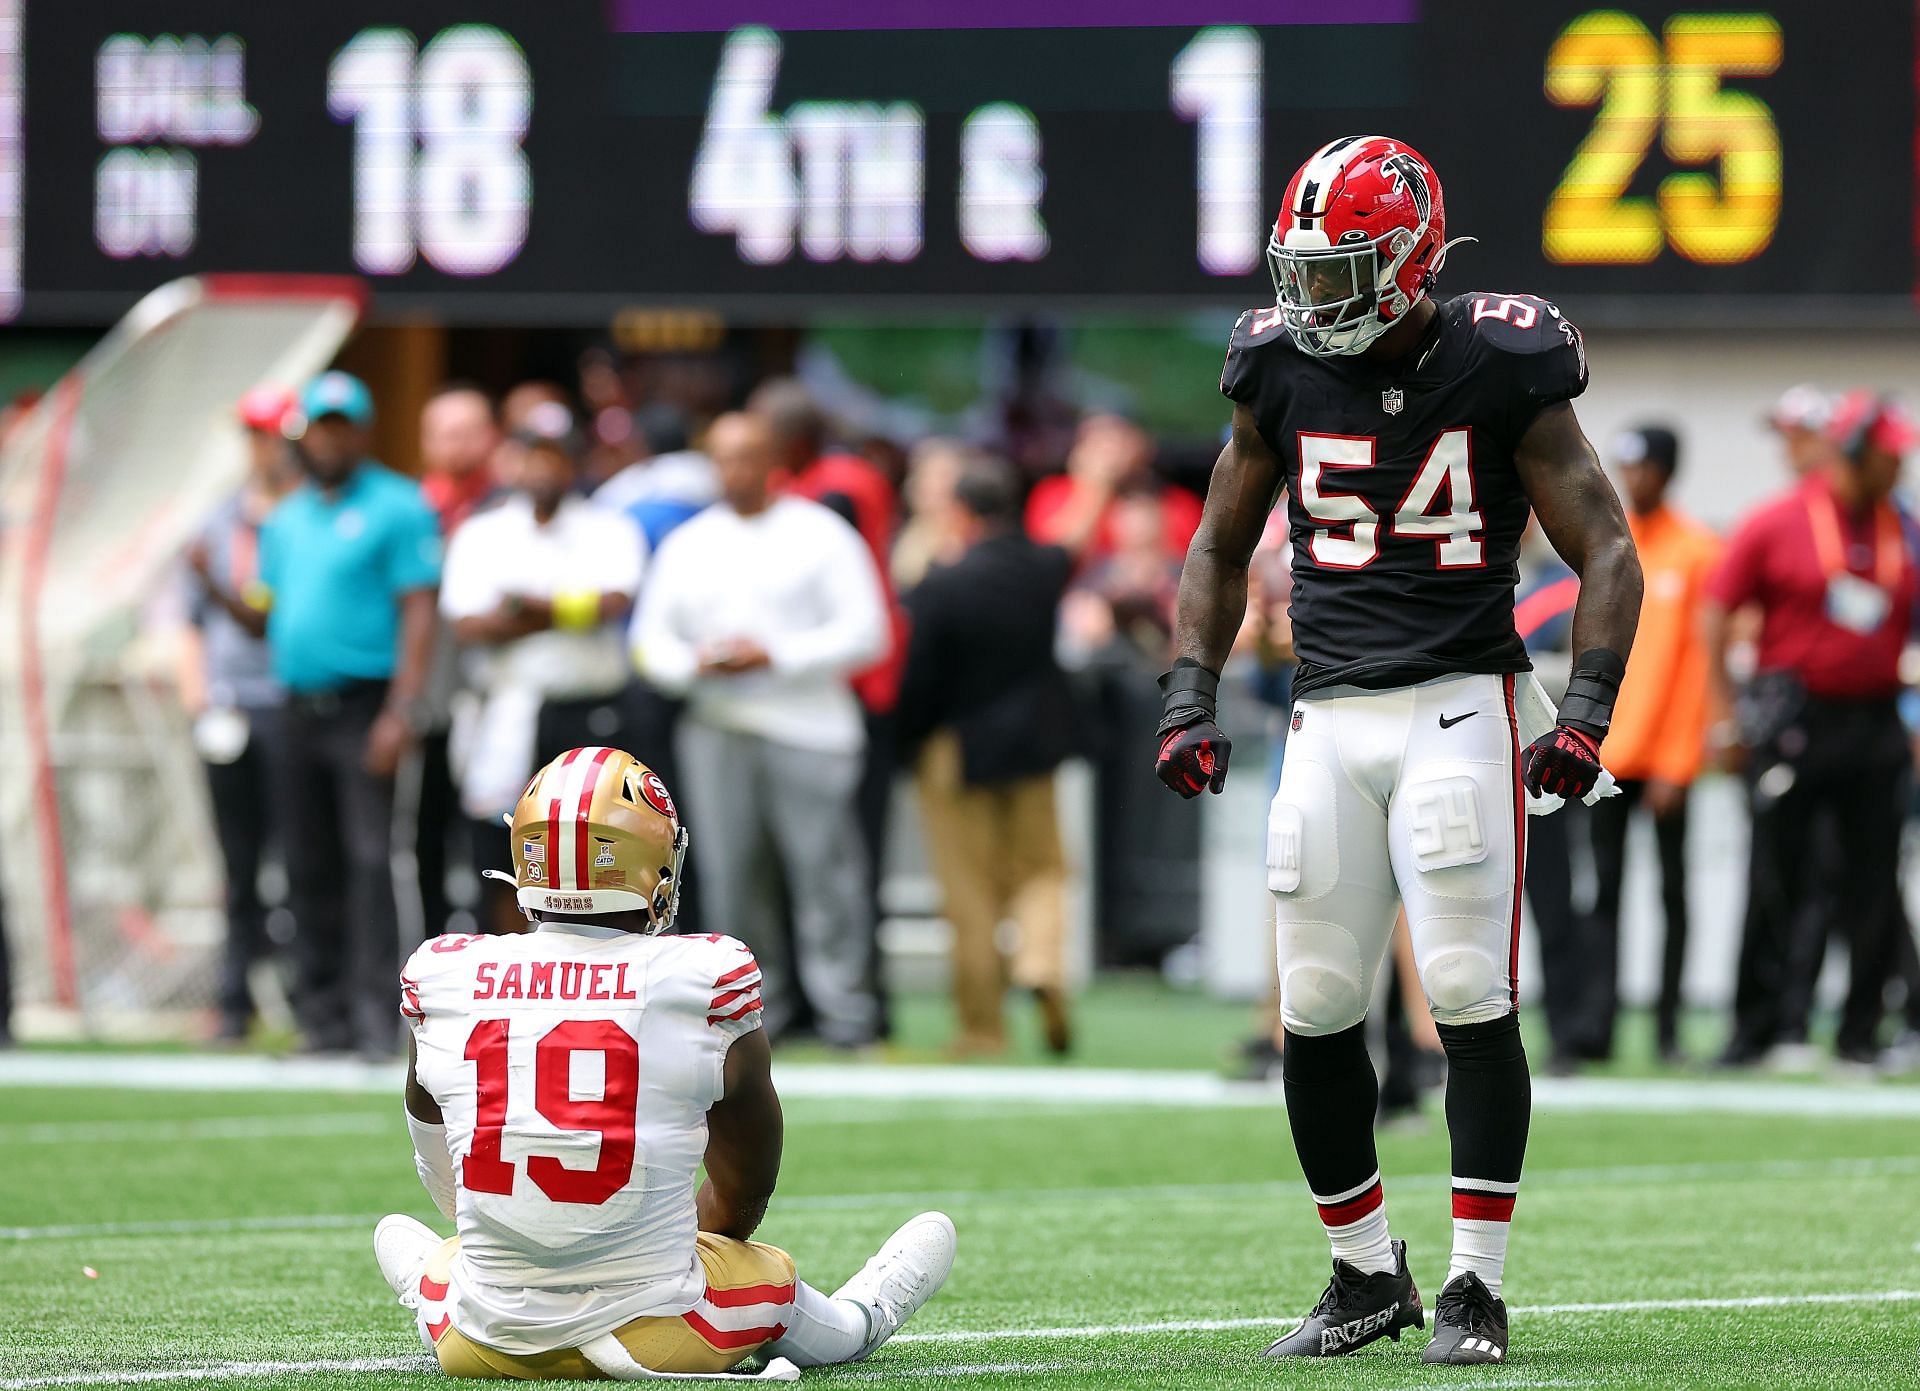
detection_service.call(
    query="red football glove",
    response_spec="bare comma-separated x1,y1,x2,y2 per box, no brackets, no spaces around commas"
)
1521,724,1604,800
1157,721,1232,798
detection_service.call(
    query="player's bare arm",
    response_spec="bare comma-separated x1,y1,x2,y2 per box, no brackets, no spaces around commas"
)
1513,399,1644,798
402,1035,456,1222
697,1026,783,1242
1155,401,1283,797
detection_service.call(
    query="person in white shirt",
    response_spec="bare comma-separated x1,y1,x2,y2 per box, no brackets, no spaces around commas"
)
632,412,888,1047
374,747,955,1379
440,406,646,931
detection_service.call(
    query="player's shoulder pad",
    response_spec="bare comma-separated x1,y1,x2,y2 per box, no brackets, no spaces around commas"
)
400,932,493,1021
1221,304,1297,405
703,935,764,1031
660,933,763,1025
1448,291,1589,409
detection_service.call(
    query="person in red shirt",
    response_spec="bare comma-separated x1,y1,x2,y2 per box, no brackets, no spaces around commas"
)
1703,390,1918,1068
419,384,503,536
1025,413,1202,564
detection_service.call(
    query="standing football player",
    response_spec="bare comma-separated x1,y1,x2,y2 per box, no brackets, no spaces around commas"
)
374,746,956,1379
1156,136,1641,1365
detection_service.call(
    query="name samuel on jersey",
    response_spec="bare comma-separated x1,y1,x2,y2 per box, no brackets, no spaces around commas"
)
472,960,641,1002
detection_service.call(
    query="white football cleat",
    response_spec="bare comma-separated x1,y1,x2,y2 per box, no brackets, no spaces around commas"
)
831,1211,957,1360
373,1213,441,1309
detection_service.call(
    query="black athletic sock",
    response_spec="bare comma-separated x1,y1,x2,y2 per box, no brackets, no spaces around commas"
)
1283,1024,1393,1272
1436,1012,1530,1294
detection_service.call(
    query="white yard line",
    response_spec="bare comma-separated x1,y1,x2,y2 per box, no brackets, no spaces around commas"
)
4,1053,1920,1119
890,1290,1920,1344
8,1152,1917,1242
0,1213,376,1241
0,1114,390,1146
0,1359,419,1389
7,1293,1918,1387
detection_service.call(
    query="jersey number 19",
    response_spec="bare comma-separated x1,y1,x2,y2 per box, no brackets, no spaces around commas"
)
461,1018,639,1205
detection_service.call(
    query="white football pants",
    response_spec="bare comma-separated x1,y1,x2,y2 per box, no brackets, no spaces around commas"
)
1268,672,1526,1035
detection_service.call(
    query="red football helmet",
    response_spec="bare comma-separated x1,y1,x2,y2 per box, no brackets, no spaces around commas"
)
1268,135,1455,357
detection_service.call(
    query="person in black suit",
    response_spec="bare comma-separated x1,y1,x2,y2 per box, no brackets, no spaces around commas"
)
898,453,1099,1056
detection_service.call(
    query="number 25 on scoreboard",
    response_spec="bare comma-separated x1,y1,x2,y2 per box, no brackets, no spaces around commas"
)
1542,11,1781,266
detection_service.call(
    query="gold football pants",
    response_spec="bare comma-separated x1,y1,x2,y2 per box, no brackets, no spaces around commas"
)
420,1232,798,1379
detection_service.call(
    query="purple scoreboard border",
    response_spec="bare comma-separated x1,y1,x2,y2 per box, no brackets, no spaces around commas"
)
610,1,1416,32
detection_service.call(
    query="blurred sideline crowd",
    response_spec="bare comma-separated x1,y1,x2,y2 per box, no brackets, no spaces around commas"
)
5,352,1919,1083
146,359,1209,1061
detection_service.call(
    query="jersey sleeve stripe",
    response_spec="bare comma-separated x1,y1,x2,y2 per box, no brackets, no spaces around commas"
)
709,995,762,1023
713,961,759,988
710,981,761,1009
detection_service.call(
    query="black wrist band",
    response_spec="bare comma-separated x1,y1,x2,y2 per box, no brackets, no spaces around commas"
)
1559,647,1625,738
1157,659,1220,735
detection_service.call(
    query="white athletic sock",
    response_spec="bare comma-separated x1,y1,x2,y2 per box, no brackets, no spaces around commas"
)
1313,1172,1396,1275
1448,1177,1519,1295
762,1281,872,1367
1448,1220,1510,1295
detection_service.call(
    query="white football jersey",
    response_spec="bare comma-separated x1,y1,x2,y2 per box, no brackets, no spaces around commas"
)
401,922,763,1352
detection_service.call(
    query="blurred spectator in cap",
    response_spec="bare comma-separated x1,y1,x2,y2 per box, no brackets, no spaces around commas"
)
1026,413,1202,565
194,369,441,1054
440,403,645,932
1766,384,1836,477
633,411,886,1047
752,377,906,1028
1581,425,1722,1062
1707,391,1919,1069
593,402,719,553
492,381,573,492
898,454,1079,1056
419,384,502,537
174,383,300,1039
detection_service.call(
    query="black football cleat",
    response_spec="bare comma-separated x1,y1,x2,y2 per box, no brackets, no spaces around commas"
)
1264,1239,1423,1358
1421,1271,1509,1364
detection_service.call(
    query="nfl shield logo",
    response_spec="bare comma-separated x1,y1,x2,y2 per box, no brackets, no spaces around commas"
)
1382,387,1405,416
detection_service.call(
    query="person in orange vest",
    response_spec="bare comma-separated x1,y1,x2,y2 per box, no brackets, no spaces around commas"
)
1585,427,1721,1063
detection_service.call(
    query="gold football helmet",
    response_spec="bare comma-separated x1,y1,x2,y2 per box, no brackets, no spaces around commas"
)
484,746,688,931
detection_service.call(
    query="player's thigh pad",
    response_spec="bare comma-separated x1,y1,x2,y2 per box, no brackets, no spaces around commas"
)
1389,758,1517,1025
1268,743,1397,1037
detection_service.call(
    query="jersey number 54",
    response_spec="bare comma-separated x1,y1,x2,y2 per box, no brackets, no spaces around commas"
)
1297,428,1484,570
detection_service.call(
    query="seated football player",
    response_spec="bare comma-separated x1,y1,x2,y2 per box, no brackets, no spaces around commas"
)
373,746,956,1380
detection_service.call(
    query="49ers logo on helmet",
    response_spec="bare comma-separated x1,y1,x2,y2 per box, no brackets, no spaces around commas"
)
639,769,677,820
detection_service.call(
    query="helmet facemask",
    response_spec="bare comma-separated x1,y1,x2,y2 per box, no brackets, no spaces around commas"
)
1267,224,1420,358
643,824,690,935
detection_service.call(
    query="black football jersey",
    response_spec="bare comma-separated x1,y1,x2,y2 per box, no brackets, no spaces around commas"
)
1221,291,1588,696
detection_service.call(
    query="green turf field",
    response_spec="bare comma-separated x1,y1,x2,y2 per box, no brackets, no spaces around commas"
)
3,994,1918,1389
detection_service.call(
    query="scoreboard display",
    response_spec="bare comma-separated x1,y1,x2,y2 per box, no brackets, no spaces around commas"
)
2,0,1913,324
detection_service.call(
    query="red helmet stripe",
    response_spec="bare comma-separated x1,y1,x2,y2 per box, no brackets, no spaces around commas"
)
545,747,586,889
573,746,616,888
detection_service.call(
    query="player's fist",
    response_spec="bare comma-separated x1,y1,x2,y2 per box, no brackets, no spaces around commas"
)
1521,724,1603,800
1157,721,1232,798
